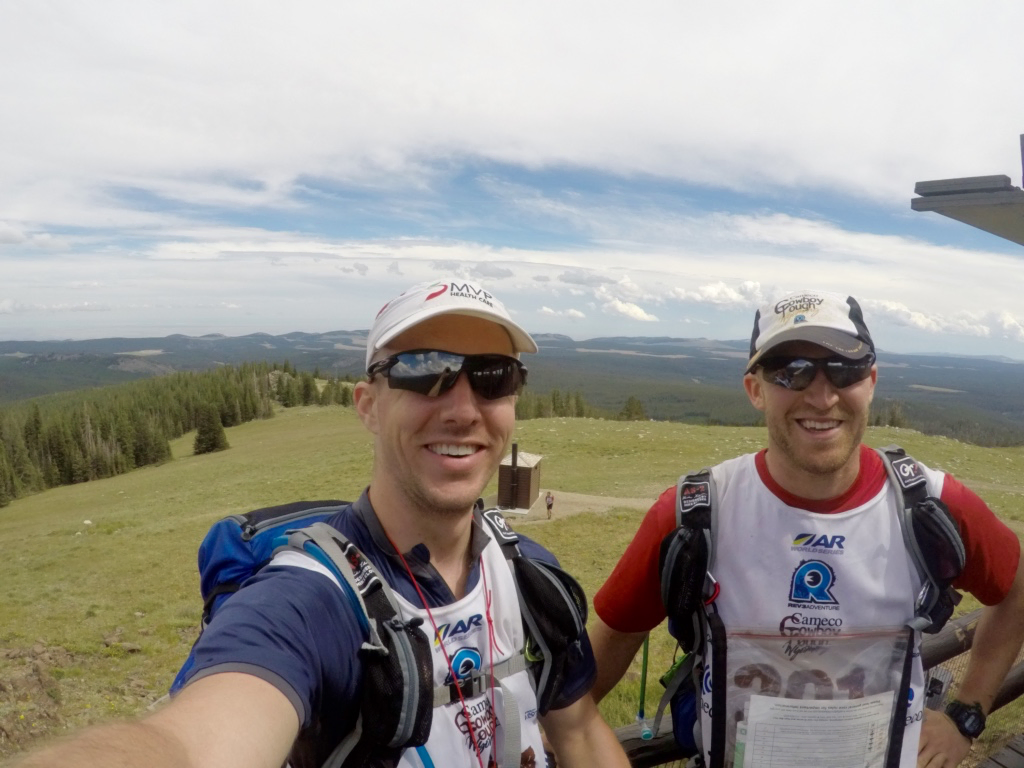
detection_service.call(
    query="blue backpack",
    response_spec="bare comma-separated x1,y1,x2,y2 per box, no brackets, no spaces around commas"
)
173,500,590,768
172,500,434,768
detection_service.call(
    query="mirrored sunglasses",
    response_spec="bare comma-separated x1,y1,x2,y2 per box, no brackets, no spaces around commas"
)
367,349,527,400
758,354,875,391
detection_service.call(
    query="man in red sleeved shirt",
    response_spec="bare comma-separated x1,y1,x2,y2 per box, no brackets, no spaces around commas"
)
590,289,1024,768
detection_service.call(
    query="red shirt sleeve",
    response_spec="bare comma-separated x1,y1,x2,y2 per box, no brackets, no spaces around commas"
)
942,474,1020,605
593,486,677,633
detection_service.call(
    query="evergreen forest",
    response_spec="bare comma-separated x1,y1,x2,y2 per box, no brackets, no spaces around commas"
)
0,363,613,508
0,363,356,507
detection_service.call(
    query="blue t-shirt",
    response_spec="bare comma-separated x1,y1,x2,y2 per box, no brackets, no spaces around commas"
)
172,490,596,761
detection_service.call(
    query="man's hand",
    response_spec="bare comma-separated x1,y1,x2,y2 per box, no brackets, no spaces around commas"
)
917,709,972,768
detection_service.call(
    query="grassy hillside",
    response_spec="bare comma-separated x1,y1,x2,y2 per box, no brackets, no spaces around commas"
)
2,407,1023,762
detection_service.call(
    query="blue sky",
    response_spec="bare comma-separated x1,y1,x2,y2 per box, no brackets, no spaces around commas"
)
3,1,1024,360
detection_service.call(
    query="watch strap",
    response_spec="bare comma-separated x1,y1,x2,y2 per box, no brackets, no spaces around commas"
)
944,699,986,740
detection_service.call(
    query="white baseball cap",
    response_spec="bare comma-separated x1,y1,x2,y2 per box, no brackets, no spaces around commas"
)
746,290,875,373
366,279,538,368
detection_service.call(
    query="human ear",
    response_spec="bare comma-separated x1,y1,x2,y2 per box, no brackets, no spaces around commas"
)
354,380,380,434
743,372,766,412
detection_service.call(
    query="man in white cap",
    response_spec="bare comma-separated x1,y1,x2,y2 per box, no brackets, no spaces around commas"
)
17,279,630,768
589,289,1024,768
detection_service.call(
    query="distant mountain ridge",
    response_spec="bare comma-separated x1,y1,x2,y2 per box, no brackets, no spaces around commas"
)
2,330,1023,444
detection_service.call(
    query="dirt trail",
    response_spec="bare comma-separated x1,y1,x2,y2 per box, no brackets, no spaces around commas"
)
495,489,653,525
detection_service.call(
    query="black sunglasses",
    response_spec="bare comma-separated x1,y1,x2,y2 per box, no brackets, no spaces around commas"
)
758,354,875,391
367,349,527,400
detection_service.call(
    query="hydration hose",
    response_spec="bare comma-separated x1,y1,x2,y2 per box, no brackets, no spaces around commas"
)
636,634,654,740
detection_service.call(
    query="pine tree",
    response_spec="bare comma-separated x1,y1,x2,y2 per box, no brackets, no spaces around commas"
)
300,373,318,406
194,403,230,454
551,389,564,417
0,444,15,507
573,391,587,418
619,396,648,421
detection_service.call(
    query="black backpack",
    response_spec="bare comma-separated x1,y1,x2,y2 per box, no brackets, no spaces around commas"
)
654,445,966,767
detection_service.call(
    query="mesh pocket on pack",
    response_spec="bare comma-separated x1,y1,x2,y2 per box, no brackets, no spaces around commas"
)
512,557,589,714
659,524,709,653
912,498,965,633
359,616,433,749
913,498,965,583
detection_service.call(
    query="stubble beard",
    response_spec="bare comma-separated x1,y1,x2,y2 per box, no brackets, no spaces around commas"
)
769,408,868,477
388,443,496,519
402,474,482,519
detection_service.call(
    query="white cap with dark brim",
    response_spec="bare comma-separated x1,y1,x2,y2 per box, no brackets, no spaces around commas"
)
746,290,875,373
366,279,538,369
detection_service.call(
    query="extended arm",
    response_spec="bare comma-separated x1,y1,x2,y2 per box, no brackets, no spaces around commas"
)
540,692,631,768
13,672,299,768
589,615,649,703
918,564,1024,767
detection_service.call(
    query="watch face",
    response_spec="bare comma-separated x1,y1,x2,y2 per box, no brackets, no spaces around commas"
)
962,712,983,734
948,702,985,738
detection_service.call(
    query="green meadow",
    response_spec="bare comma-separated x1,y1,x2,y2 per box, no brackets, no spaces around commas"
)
2,405,1024,762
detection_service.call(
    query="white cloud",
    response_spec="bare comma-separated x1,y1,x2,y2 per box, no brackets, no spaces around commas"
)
471,263,514,279
1,2,1023,358
992,311,1024,343
0,223,27,244
539,306,587,320
867,300,990,337
0,300,112,314
595,286,659,322
601,298,659,322
6,1,1021,217
669,281,766,308
430,260,464,272
559,269,615,287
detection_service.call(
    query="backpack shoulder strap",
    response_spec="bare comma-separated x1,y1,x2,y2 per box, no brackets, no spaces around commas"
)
878,444,933,633
479,506,522,559
479,506,590,735
877,443,928,541
283,522,401,651
282,522,434,768
675,467,718,569
657,468,724,760
661,467,718,636
675,468,716,526
877,445,965,633
466,508,531,768
877,445,930,507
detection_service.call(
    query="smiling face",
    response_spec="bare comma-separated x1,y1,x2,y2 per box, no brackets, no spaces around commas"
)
744,340,877,498
354,313,517,519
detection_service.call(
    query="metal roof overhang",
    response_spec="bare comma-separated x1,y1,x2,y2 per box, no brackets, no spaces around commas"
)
912,173,1024,247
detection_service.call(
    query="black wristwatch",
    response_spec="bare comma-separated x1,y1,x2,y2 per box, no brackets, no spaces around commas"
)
945,700,986,740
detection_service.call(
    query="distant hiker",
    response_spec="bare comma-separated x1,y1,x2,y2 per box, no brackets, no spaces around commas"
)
16,279,629,768
589,289,1024,768
545,491,555,519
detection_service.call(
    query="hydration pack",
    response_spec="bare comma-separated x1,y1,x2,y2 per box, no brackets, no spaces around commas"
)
172,500,589,768
654,445,966,766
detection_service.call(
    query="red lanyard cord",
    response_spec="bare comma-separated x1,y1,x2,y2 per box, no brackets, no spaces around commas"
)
480,562,503,736
385,534,496,768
